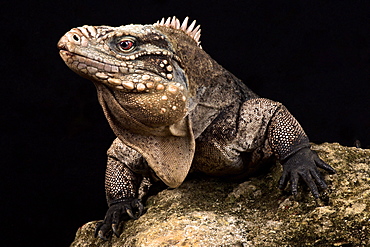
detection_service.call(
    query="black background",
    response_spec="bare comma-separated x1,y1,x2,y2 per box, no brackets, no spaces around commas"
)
1,1,369,246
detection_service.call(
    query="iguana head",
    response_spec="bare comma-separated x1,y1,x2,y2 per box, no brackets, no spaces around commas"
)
58,17,202,132
58,17,203,187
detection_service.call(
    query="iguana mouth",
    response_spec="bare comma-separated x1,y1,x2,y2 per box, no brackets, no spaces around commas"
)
59,48,174,93
59,47,177,77
59,49,121,74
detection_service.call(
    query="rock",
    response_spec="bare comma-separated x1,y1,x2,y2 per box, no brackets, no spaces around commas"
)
70,143,370,246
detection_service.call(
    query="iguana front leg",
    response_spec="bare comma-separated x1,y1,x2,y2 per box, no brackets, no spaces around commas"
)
267,101,336,198
193,97,336,196
95,138,152,240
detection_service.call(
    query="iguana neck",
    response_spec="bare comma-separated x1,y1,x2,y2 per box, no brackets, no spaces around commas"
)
155,26,258,137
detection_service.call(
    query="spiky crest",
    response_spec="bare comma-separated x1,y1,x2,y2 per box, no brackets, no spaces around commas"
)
154,16,202,47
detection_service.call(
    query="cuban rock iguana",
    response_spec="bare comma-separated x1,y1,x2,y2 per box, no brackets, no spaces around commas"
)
58,16,336,240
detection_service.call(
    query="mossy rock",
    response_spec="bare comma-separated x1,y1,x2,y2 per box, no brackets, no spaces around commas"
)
71,143,370,247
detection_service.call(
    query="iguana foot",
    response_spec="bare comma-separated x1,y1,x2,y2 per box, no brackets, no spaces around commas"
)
95,198,144,240
278,148,336,199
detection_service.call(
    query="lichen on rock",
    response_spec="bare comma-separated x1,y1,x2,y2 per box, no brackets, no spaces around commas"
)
70,143,370,247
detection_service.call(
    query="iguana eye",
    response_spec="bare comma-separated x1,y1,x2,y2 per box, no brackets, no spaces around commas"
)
117,39,135,52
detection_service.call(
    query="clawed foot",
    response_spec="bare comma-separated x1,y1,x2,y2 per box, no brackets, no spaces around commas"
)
95,198,144,240
279,148,336,200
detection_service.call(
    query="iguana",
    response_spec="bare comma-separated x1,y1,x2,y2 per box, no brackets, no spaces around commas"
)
58,16,336,240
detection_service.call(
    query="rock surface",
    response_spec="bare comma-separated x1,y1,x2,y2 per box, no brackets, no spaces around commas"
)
70,143,370,246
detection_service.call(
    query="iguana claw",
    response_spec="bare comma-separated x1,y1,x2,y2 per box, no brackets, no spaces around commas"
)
112,223,119,238
126,208,135,219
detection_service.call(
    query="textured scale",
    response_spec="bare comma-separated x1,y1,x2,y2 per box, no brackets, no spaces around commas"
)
58,16,336,240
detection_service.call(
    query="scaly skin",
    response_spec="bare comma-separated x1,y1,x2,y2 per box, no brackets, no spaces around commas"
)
58,16,336,240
